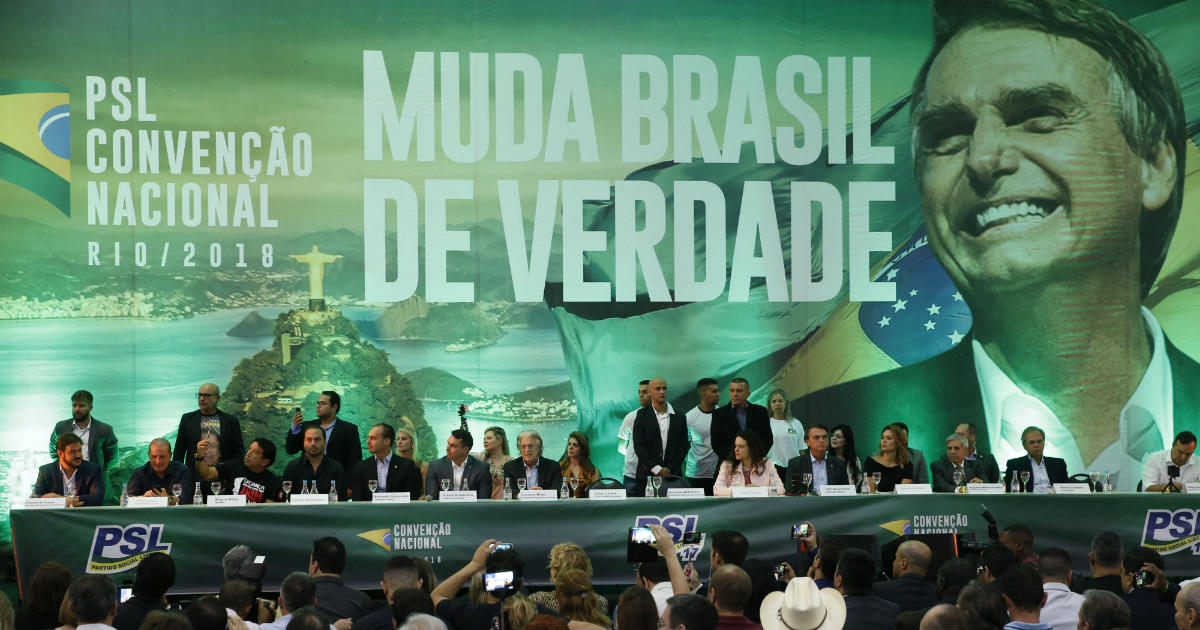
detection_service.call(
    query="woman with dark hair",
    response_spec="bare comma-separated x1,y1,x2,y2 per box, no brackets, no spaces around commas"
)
473,426,513,500
864,423,913,493
830,424,864,491
956,582,1008,630
16,561,72,630
558,431,600,497
713,430,784,496
615,586,659,630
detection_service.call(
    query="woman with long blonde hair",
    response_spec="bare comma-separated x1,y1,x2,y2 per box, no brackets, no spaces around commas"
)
554,569,611,628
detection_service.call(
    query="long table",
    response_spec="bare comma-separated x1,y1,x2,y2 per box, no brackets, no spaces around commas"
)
12,493,1200,595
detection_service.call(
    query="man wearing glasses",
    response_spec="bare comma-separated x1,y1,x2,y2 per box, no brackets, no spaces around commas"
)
286,390,362,480
173,382,246,472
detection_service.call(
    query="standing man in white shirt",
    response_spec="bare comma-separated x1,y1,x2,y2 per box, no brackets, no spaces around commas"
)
1037,548,1083,630
618,380,652,495
1142,431,1199,492
685,378,720,495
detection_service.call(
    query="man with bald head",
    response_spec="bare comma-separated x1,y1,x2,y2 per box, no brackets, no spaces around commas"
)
128,438,195,504
174,382,245,473
707,564,756,629
631,377,689,496
1175,583,1200,630
874,540,937,612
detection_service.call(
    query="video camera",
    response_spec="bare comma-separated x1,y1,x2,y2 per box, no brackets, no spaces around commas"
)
956,504,1000,555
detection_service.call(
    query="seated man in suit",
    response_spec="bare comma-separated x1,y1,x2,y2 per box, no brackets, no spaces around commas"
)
874,540,937,612
954,422,1000,483
287,391,362,478
426,429,491,500
127,438,195,505
785,424,849,494
632,376,688,495
1005,426,1069,493
931,433,984,493
503,430,562,496
352,423,422,501
35,433,105,506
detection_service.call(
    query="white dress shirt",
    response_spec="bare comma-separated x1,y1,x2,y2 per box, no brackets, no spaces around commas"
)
652,406,671,475
1142,448,1200,489
451,458,466,490
72,419,92,461
979,307,1172,491
375,452,392,490
1040,582,1084,630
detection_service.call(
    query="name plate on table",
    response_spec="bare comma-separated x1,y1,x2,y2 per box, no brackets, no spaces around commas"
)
439,491,477,503
290,494,330,505
589,489,627,500
895,484,933,495
818,485,856,496
127,496,170,507
731,486,769,498
1053,483,1091,495
519,490,558,502
21,498,66,509
1185,483,1200,494
372,492,411,504
207,495,247,507
966,483,1006,495
668,488,705,499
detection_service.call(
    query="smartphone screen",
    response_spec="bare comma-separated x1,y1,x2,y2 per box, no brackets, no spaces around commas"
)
791,523,810,539
630,527,654,544
680,531,702,545
491,542,513,553
119,587,133,603
484,570,514,592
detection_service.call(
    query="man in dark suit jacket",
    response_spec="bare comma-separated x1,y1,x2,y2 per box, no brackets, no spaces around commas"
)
351,423,422,501
1004,427,1069,492
632,377,688,495
287,390,362,478
426,429,492,499
35,433,106,506
49,389,118,474
785,424,850,494
710,378,773,465
930,433,986,493
838,548,902,630
503,430,563,496
174,382,245,471
954,422,1001,483
873,540,938,612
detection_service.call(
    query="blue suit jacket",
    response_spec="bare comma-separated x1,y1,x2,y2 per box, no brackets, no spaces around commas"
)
34,460,106,506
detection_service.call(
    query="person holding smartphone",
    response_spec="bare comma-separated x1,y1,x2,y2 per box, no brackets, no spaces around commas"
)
430,540,560,629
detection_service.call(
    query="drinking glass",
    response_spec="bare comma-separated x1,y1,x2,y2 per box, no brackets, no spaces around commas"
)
953,469,965,489
1019,471,1031,493
567,476,578,498
651,475,663,497
211,481,223,496
441,478,452,493
65,484,77,500
282,480,293,501
1088,471,1101,492
368,480,379,495
802,473,813,494
516,478,527,493
870,472,882,494
171,483,182,501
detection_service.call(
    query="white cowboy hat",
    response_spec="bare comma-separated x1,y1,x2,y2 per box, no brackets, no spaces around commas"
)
759,577,846,630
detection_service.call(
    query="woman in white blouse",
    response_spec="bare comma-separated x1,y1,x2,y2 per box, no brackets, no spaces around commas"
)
713,429,785,496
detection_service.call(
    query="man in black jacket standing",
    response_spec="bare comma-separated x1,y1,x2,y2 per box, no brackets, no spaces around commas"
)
632,376,688,495
287,390,362,478
710,378,772,466
174,382,244,472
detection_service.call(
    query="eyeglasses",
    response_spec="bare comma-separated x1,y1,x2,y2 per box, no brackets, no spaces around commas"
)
316,401,331,407
197,393,216,398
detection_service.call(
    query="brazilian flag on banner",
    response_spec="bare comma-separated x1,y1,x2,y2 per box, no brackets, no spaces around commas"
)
0,78,70,216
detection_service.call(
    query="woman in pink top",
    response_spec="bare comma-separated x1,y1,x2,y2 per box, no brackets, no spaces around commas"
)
713,430,784,496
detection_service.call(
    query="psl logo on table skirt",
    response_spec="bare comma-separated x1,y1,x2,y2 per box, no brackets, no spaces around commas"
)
1142,509,1200,555
86,524,172,574
635,514,703,562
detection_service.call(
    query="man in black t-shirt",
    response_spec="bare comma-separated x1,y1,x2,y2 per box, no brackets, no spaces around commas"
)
196,437,282,502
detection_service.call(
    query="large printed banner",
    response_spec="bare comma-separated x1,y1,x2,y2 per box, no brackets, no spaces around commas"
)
2,0,1200,542
14,495,1200,594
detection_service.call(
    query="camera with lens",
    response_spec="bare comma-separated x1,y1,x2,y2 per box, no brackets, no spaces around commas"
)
956,505,1000,555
